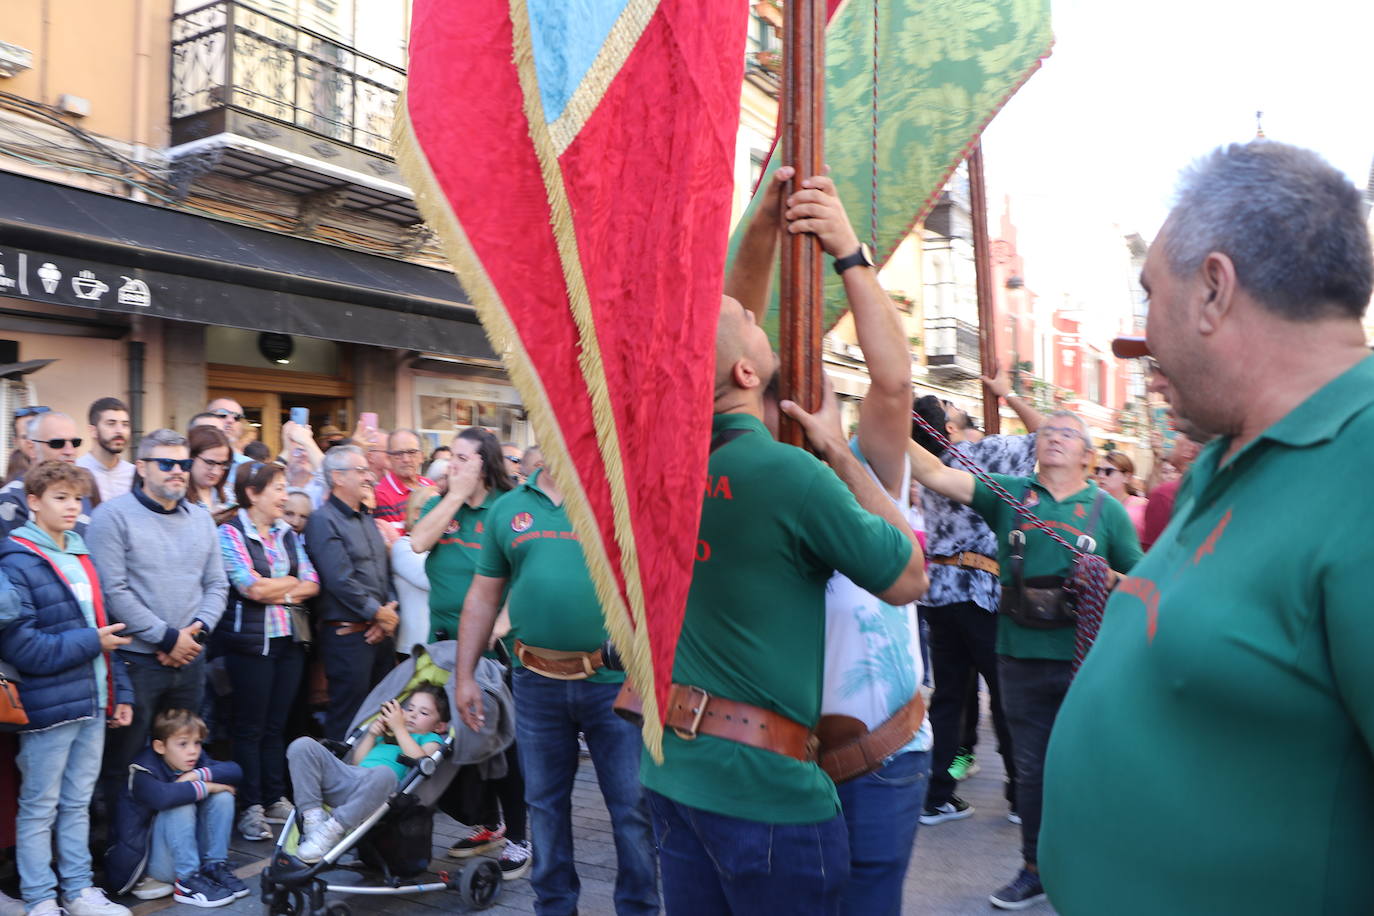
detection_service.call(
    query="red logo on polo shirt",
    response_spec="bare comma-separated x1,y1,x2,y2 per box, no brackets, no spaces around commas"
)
511,512,534,532
445,519,459,534
1074,504,1086,518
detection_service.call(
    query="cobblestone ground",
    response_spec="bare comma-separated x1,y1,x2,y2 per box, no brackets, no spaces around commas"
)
125,694,1057,915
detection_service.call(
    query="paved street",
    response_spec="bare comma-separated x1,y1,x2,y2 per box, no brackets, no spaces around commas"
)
127,693,1054,916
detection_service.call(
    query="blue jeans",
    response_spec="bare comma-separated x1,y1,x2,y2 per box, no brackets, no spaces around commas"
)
510,668,658,915
16,717,105,905
835,750,931,916
225,637,306,808
147,792,235,882
647,789,850,915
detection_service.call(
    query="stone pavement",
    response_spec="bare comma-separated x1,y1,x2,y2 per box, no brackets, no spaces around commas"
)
126,695,1057,915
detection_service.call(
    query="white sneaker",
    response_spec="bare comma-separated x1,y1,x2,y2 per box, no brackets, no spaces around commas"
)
130,876,173,901
296,816,347,863
24,899,62,916
62,888,130,916
0,890,26,916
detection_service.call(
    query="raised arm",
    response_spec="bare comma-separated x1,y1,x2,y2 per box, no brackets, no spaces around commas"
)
983,366,1045,432
724,166,793,326
783,173,910,496
907,439,976,505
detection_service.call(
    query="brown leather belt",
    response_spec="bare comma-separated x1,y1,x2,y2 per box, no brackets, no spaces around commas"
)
815,692,927,783
929,552,1000,576
515,640,606,680
326,620,370,636
614,682,818,763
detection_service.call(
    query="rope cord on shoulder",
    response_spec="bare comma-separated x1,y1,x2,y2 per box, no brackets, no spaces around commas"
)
911,410,1112,673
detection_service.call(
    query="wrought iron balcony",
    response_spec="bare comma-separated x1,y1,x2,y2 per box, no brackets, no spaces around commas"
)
171,1,403,158
924,317,982,378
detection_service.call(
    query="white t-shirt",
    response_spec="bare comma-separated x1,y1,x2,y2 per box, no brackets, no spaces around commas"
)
76,452,135,502
390,536,432,654
822,444,932,754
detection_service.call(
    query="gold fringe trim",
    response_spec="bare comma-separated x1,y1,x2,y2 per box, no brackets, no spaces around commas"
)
392,11,664,761
507,0,660,760
547,0,661,156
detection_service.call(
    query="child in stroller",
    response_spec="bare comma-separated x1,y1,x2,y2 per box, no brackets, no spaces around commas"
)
261,643,512,915
287,686,448,863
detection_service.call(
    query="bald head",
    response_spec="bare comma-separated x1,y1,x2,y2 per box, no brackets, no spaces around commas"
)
715,297,749,395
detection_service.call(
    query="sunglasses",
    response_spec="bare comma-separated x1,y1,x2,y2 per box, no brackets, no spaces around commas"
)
15,406,52,418
211,409,245,421
507,456,522,465
146,458,194,472
1094,466,1121,476
42,438,82,449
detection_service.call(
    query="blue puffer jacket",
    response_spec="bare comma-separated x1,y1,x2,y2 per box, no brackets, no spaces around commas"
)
0,532,134,731
106,745,243,893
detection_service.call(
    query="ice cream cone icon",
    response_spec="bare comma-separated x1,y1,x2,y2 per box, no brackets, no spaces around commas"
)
38,262,61,294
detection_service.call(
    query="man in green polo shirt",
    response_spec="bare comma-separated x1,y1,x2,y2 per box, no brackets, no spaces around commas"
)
908,408,1142,909
452,465,658,915
639,289,929,915
1040,142,1374,915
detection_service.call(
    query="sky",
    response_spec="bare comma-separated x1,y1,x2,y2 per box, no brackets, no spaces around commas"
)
977,0,1374,327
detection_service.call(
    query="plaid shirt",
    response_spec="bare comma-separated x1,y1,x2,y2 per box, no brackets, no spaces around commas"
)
219,511,318,638
919,433,1037,612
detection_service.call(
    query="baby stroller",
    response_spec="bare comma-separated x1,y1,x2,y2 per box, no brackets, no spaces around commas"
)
260,641,515,914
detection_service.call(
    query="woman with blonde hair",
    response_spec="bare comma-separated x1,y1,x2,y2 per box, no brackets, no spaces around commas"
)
1094,451,1147,538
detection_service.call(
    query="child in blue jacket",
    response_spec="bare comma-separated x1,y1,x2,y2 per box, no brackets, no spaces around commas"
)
0,461,134,916
105,708,248,908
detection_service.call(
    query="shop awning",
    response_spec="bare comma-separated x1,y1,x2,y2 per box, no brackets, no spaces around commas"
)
0,170,495,359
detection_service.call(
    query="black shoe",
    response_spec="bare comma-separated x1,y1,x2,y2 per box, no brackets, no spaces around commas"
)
989,869,1046,910
919,795,973,825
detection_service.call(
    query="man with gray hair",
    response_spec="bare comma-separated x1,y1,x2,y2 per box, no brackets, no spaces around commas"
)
305,445,400,739
0,412,94,535
908,408,1142,909
86,429,229,812
1040,142,1374,914
372,428,433,538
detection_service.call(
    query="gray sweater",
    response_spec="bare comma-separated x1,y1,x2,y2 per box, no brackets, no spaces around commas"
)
85,488,229,655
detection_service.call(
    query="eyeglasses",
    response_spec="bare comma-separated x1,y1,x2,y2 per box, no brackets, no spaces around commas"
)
147,458,194,472
506,456,522,465
1040,425,1086,442
211,409,245,421
1094,465,1121,476
41,438,82,449
196,455,231,468
386,449,422,458
346,466,371,474
15,406,51,419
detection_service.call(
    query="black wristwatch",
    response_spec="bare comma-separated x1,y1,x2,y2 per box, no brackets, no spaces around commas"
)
833,243,876,275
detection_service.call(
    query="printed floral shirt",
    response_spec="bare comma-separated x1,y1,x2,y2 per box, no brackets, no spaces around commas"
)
919,433,1037,612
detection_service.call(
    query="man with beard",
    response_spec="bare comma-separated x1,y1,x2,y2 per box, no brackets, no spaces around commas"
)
305,445,399,739
86,429,229,812
76,398,135,502
0,412,95,536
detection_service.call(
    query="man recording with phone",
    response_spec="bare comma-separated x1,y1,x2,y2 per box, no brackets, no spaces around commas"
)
85,429,229,815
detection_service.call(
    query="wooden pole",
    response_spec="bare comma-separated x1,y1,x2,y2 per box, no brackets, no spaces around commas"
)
968,141,1000,435
778,0,826,448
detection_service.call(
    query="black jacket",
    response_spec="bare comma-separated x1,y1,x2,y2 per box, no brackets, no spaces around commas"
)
304,495,394,624
215,514,301,655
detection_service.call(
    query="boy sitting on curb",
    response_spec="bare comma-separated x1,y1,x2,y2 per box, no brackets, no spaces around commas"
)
287,687,449,862
106,709,247,908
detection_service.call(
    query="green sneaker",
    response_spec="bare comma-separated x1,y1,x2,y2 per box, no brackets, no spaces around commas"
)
948,752,980,781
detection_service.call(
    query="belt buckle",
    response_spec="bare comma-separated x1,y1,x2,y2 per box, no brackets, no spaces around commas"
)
673,686,711,741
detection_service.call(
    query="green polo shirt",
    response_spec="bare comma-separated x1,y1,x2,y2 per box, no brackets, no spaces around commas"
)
422,489,504,642
640,413,912,824
1041,355,1374,915
970,474,1142,660
474,470,621,684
